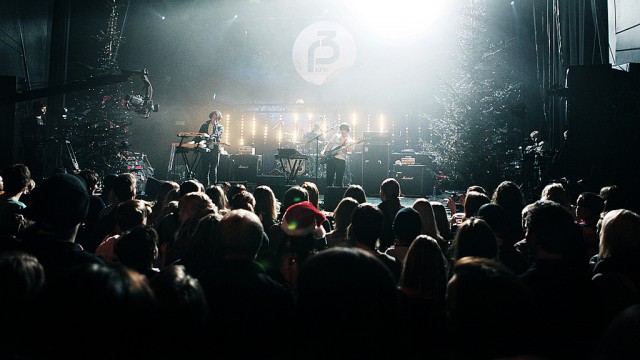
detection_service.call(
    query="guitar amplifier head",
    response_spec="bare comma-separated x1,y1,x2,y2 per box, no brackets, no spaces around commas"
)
238,146,255,155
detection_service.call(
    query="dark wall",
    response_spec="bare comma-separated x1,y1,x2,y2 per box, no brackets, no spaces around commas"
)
560,64,640,202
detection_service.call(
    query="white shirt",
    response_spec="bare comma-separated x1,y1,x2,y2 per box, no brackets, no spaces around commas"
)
324,133,356,161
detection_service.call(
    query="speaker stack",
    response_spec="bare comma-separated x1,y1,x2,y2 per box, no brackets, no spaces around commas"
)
362,132,391,196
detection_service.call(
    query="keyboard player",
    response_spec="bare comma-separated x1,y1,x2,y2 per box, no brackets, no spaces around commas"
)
193,110,224,186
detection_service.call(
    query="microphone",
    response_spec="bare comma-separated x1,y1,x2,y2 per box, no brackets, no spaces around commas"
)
272,119,284,130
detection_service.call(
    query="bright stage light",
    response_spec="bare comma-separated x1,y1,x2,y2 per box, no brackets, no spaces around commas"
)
344,0,448,40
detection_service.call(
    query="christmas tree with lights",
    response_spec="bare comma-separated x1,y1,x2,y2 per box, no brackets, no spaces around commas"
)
427,0,522,191
67,0,135,177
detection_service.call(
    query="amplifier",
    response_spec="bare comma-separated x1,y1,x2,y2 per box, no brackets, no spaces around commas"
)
393,165,431,197
230,155,262,183
363,144,390,195
238,146,255,155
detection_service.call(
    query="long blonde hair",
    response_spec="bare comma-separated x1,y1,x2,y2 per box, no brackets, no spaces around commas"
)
412,198,444,244
599,209,640,259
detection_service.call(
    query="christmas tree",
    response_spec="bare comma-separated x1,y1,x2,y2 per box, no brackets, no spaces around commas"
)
426,0,522,191
67,0,135,178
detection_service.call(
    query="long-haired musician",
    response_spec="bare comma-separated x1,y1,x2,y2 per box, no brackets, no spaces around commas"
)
194,110,224,186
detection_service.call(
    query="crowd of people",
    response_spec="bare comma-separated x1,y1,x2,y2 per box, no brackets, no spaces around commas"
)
1,163,639,359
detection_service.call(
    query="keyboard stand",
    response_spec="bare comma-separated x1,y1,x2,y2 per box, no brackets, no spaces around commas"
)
278,157,304,185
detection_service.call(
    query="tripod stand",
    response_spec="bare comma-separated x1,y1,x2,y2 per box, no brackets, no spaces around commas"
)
54,139,79,172
44,129,79,175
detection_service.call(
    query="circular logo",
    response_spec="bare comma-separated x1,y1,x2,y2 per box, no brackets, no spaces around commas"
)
292,21,357,86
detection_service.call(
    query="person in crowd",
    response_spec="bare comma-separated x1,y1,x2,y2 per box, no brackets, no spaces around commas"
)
448,188,491,232
75,169,107,253
301,181,320,210
540,182,572,214
198,209,295,358
20,173,105,282
34,262,159,360
412,198,447,251
225,182,246,205
385,207,423,265
599,184,626,212
163,192,217,267
180,179,205,196
205,184,229,215
253,185,280,232
294,247,399,358
262,201,328,288
155,179,205,264
590,209,640,324
95,199,152,264
477,202,529,275
150,180,179,226
396,235,448,359
114,224,161,279
95,172,137,251
574,191,604,257
519,200,604,359
301,181,332,232
431,201,452,242
98,174,117,206
451,217,498,270
0,251,45,359
325,196,358,248
0,164,31,246
278,185,309,221
149,264,210,357
228,189,255,212
491,180,526,247
378,178,404,252
349,203,401,282
591,304,640,360
446,257,537,359
343,184,367,204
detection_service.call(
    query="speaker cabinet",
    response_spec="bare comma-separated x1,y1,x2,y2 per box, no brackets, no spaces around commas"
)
362,144,390,196
393,165,431,197
347,152,362,186
230,154,262,183
217,154,231,182
323,186,348,212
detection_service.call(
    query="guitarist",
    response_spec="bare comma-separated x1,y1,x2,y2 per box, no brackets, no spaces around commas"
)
194,110,224,186
321,122,356,189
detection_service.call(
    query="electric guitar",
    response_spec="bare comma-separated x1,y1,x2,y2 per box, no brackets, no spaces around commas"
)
319,138,365,165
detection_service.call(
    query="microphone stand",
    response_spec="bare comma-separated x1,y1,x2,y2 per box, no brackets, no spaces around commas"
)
306,125,335,185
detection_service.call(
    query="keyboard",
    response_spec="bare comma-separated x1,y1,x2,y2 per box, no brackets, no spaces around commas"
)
275,148,308,159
